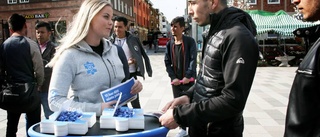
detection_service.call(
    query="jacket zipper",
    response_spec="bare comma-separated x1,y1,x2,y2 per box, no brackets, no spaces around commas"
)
106,59,117,79
100,57,112,87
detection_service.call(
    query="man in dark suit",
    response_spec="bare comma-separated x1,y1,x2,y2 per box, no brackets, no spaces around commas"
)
35,21,56,119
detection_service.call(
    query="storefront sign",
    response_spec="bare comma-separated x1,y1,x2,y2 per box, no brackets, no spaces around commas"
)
24,13,50,19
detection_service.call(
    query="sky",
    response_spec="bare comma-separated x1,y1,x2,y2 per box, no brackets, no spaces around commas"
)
149,0,187,22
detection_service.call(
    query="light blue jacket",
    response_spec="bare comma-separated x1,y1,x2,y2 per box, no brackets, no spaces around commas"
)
49,39,127,116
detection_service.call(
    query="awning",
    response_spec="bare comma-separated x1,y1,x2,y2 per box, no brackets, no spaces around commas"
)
246,10,319,37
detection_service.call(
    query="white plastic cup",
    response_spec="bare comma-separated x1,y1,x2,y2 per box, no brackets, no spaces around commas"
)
54,122,68,136
115,118,129,132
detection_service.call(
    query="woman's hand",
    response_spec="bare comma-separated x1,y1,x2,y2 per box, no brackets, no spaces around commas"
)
101,100,117,110
130,80,143,94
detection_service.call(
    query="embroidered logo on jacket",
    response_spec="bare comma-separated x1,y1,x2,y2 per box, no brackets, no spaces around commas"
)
84,62,97,75
236,57,245,64
134,45,139,51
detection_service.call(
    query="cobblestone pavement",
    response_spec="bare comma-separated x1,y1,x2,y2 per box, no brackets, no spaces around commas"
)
0,49,297,137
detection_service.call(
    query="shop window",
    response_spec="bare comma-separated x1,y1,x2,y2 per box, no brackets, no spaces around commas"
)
48,20,67,43
7,0,17,4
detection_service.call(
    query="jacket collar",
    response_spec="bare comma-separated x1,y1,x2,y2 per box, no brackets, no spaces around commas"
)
207,7,257,38
75,38,112,55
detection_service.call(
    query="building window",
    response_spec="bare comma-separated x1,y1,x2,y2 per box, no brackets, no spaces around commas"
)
7,0,17,4
118,0,121,11
130,7,132,16
247,0,256,5
114,0,117,10
121,1,124,12
20,0,29,3
48,20,67,43
268,0,280,4
124,4,127,14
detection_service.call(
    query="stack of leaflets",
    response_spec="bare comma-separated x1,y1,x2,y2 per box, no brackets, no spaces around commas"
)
100,77,136,108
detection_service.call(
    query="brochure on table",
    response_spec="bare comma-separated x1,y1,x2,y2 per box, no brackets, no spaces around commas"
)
100,77,136,107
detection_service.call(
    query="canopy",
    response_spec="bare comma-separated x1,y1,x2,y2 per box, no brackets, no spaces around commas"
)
246,10,318,37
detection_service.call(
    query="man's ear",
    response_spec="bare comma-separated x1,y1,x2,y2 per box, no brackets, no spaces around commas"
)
9,28,14,34
209,0,219,9
23,23,27,29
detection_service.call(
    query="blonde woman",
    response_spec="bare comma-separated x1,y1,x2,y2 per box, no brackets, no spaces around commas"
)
47,0,142,116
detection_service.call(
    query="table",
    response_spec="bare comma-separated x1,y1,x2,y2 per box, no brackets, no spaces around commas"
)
28,115,169,137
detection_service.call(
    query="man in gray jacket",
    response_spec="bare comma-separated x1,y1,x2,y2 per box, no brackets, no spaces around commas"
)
111,16,152,108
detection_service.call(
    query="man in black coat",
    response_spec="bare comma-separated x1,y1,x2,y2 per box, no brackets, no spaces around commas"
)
159,0,259,136
35,21,56,119
284,0,320,136
1,13,44,137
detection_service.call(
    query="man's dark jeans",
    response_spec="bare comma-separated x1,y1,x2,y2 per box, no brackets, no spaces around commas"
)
129,72,141,108
6,104,41,137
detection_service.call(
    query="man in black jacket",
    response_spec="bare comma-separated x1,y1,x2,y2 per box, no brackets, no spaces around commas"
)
159,0,259,136
164,16,197,137
35,21,56,119
111,16,152,108
0,13,44,137
284,0,320,136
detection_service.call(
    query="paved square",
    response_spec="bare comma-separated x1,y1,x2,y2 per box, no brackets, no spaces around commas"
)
0,50,297,137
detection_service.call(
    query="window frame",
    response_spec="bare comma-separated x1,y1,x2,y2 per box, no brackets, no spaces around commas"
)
268,0,280,4
246,0,257,5
19,0,29,3
7,0,18,4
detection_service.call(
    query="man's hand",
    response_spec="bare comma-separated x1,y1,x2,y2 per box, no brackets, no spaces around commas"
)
128,58,135,65
130,80,143,94
162,95,190,112
171,78,180,85
181,77,190,84
159,108,179,129
37,86,41,92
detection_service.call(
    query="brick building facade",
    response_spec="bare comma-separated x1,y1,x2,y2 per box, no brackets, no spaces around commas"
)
0,0,145,43
231,0,295,13
0,0,84,43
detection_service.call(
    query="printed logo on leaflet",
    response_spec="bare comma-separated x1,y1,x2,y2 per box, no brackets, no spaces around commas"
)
84,62,97,75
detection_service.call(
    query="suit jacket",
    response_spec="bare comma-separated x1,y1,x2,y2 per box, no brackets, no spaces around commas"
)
40,41,56,92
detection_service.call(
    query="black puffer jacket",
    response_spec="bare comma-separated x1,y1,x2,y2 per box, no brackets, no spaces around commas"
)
284,24,320,137
173,7,259,136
